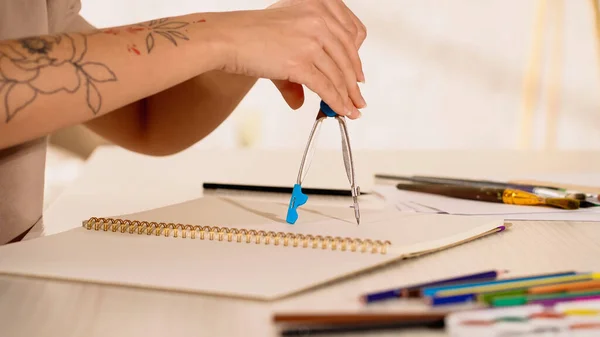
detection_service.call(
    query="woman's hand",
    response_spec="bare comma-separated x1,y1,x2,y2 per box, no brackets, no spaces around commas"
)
211,0,367,119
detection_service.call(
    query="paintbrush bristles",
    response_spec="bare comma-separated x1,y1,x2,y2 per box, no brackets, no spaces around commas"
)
545,198,580,210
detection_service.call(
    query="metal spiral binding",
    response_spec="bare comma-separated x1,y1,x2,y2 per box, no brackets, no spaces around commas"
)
82,217,391,254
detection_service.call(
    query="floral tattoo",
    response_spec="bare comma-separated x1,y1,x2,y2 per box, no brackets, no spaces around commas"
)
141,18,190,53
0,33,117,122
0,17,203,123
101,17,204,54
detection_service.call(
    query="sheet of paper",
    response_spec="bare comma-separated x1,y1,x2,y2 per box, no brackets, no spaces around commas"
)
0,196,504,300
498,212,600,221
447,299,600,336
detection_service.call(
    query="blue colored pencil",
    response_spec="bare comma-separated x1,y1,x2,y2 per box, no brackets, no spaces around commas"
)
429,293,477,306
421,271,577,297
361,270,504,304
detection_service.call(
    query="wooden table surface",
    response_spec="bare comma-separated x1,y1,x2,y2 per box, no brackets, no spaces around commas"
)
2,147,600,337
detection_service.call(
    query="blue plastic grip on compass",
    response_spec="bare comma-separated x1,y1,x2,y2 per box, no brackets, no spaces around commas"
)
320,100,337,117
286,184,308,224
285,100,334,224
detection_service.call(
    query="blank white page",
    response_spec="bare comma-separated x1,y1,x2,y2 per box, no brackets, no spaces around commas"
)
0,197,504,300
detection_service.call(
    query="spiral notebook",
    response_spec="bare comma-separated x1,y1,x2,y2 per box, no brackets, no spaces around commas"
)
0,196,508,300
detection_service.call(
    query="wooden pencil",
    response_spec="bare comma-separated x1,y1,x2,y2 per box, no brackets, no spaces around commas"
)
528,280,600,294
434,273,600,298
272,312,449,325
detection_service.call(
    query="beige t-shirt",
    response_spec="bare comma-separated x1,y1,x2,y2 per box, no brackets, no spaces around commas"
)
0,0,92,244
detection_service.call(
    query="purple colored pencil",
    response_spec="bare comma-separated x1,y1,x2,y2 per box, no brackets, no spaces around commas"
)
534,295,600,307
361,270,507,303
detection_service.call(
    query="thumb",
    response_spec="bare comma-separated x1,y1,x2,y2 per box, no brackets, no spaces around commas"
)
272,80,305,110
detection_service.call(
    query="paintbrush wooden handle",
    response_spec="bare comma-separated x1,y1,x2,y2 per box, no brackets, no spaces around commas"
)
395,183,505,203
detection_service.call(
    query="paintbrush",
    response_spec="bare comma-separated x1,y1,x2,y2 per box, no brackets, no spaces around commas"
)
396,182,580,210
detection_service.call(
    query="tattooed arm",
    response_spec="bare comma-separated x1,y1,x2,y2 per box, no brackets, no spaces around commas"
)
70,15,262,156
0,14,225,151
0,1,367,153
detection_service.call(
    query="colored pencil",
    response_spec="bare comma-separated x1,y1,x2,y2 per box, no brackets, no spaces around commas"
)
478,280,600,305
563,308,600,316
570,322,600,330
532,295,600,307
202,182,366,196
491,290,600,307
430,287,597,307
421,271,577,297
533,294,600,307
478,289,528,305
272,312,448,325
361,270,504,303
428,274,599,306
429,293,477,306
434,273,599,298
528,280,600,294
279,318,445,336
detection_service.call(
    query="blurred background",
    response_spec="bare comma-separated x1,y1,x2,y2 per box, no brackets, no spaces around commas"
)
46,0,600,205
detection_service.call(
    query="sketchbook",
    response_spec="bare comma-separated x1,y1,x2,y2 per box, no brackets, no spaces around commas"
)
0,196,508,300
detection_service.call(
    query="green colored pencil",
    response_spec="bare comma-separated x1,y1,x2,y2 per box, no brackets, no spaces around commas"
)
477,289,527,305
492,290,600,307
435,273,600,297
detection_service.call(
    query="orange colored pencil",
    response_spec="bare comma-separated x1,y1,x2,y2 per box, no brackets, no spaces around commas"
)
567,287,600,295
528,280,600,294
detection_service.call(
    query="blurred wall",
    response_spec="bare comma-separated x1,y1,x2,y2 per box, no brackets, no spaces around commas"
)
58,0,599,154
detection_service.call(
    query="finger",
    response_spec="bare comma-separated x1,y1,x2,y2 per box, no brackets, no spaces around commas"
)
313,47,347,104
296,64,359,119
311,49,361,119
272,79,305,109
318,31,366,109
338,1,368,48
317,1,365,82
319,0,358,44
